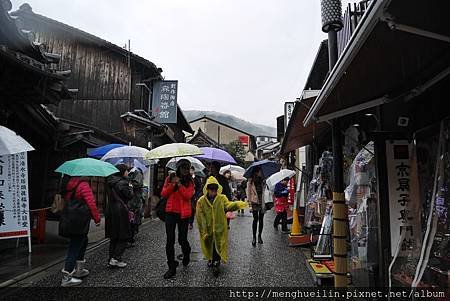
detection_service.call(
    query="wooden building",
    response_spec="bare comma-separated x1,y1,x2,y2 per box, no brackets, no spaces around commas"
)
189,115,257,162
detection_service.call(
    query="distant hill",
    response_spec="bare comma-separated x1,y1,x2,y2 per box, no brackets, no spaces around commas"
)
184,110,277,137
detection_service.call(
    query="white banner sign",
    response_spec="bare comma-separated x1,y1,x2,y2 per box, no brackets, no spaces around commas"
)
284,102,295,131
0,152,31,239
386,141,421,257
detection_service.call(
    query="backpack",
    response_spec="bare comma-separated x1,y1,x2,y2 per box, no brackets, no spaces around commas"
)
58,182,91,238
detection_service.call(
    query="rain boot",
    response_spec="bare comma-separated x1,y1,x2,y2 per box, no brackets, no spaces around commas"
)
61,269,82,287
182,253,190,267
73,260,89,278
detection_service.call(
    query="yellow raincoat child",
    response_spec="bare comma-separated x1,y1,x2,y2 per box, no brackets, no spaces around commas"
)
196,176,247,276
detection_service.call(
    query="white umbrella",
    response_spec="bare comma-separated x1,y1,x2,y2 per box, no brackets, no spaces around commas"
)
220,164,245,181
0,126,34,155
145,143,203,160
101,146,151,165
166,157,205,172
266,169,296,191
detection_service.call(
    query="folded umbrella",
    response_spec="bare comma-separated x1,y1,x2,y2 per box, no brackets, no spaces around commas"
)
55,158,119,177
0,126,34,155
166,156,205,172
195,147,237,164
266,169,296,191
88,144,126,158
145,143,203,160
244,160,280,179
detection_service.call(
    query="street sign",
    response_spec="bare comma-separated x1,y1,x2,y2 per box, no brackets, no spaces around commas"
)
0,152,31,243
284,102,295,131
152,80,178,124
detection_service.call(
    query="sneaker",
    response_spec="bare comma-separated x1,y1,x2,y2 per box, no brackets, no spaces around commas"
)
109,258,127,268
73,260,89,278
61,269,82,287
164,268,176,279
281,229,290,234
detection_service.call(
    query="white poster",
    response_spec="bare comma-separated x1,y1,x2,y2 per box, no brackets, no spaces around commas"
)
284,102,295,131
386,141,421,257
0,152,31,239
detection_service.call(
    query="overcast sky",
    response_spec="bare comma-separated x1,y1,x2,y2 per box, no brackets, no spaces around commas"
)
11,0,353,128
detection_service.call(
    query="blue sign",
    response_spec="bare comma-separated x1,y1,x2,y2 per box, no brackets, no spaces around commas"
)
152,80,178,124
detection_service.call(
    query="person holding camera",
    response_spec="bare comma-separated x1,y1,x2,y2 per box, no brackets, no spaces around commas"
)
161,159,195,279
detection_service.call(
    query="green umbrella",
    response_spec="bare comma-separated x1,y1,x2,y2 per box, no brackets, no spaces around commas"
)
55,158,119,177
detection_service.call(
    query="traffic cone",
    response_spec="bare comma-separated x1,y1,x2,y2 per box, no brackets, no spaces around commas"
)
290,208,301,235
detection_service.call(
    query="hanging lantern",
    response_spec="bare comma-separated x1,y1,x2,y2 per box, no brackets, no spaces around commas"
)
321,0,343,33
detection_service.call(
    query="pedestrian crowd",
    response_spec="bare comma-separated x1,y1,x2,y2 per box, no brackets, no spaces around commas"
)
57,159,292,286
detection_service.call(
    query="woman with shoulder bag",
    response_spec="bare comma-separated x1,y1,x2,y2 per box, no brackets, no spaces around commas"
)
60,176,101,287
106,164,134,268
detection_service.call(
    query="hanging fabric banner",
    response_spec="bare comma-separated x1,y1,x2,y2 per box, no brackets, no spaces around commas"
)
386,140,422,257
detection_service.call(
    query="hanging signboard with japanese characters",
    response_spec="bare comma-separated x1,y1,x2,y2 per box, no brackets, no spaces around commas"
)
386,141,422,257
0,152,31,240
284,102,295,131
152,80,178,124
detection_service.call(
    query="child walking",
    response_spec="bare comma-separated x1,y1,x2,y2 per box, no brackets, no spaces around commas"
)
196,177,247,277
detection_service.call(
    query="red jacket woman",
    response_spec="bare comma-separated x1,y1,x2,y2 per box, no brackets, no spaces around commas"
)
65,177,101,224
161,159,195,279
161,175,195,219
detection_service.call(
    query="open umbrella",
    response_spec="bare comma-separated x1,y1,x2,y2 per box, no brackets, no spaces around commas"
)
55,158,119,177
88,144,126,158
244,159,280,179
195,147,237,164
0,126,34,155
101,146,150,165
145,143,203,160
266,169,296,191
220,164,245,181
166,157,205,172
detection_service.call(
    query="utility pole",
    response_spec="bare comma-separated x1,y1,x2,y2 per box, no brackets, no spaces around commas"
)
320,0,346,288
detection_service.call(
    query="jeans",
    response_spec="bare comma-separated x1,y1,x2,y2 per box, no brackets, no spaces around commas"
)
274,211,288,231
109,239,127,260
165,213,191,268
64,235,88,272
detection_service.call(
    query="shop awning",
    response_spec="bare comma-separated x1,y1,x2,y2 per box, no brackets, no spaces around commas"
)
281,96,329,155
304,0,450,126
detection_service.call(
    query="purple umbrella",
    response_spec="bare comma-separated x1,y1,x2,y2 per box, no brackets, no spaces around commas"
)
195,147,237,164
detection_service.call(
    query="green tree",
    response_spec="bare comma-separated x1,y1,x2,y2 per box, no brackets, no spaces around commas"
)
225,140,246,163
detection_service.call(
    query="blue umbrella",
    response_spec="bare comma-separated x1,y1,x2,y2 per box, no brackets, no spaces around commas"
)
88,144,126,158
244,160,280,179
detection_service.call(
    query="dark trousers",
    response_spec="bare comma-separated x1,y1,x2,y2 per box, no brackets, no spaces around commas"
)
165,213,191,268
130,223,139,243
64,235,88,272
252,210,264,237
109,239,127,260
274,211,288,231
212,243,221,263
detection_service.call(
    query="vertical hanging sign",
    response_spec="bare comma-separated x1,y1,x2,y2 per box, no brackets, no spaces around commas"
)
0,152,31,240
386,141,421,257
152,80,178,124
284,102,295,131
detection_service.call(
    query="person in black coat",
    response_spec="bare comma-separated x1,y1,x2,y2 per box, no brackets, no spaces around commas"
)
106,164,133,268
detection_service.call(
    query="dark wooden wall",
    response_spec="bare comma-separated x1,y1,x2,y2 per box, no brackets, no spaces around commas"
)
21,18,151,134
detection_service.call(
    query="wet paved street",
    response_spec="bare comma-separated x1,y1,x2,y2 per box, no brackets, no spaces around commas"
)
33,210,314,287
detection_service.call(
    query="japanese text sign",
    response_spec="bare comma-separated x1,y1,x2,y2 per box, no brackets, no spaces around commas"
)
284,102,295,131
386,141,421,257
0,152,30,239
152,80,178,124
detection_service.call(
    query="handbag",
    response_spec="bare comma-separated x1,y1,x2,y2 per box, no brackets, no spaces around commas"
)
225,211,235,220
59,183,91,238
155,197,167,222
